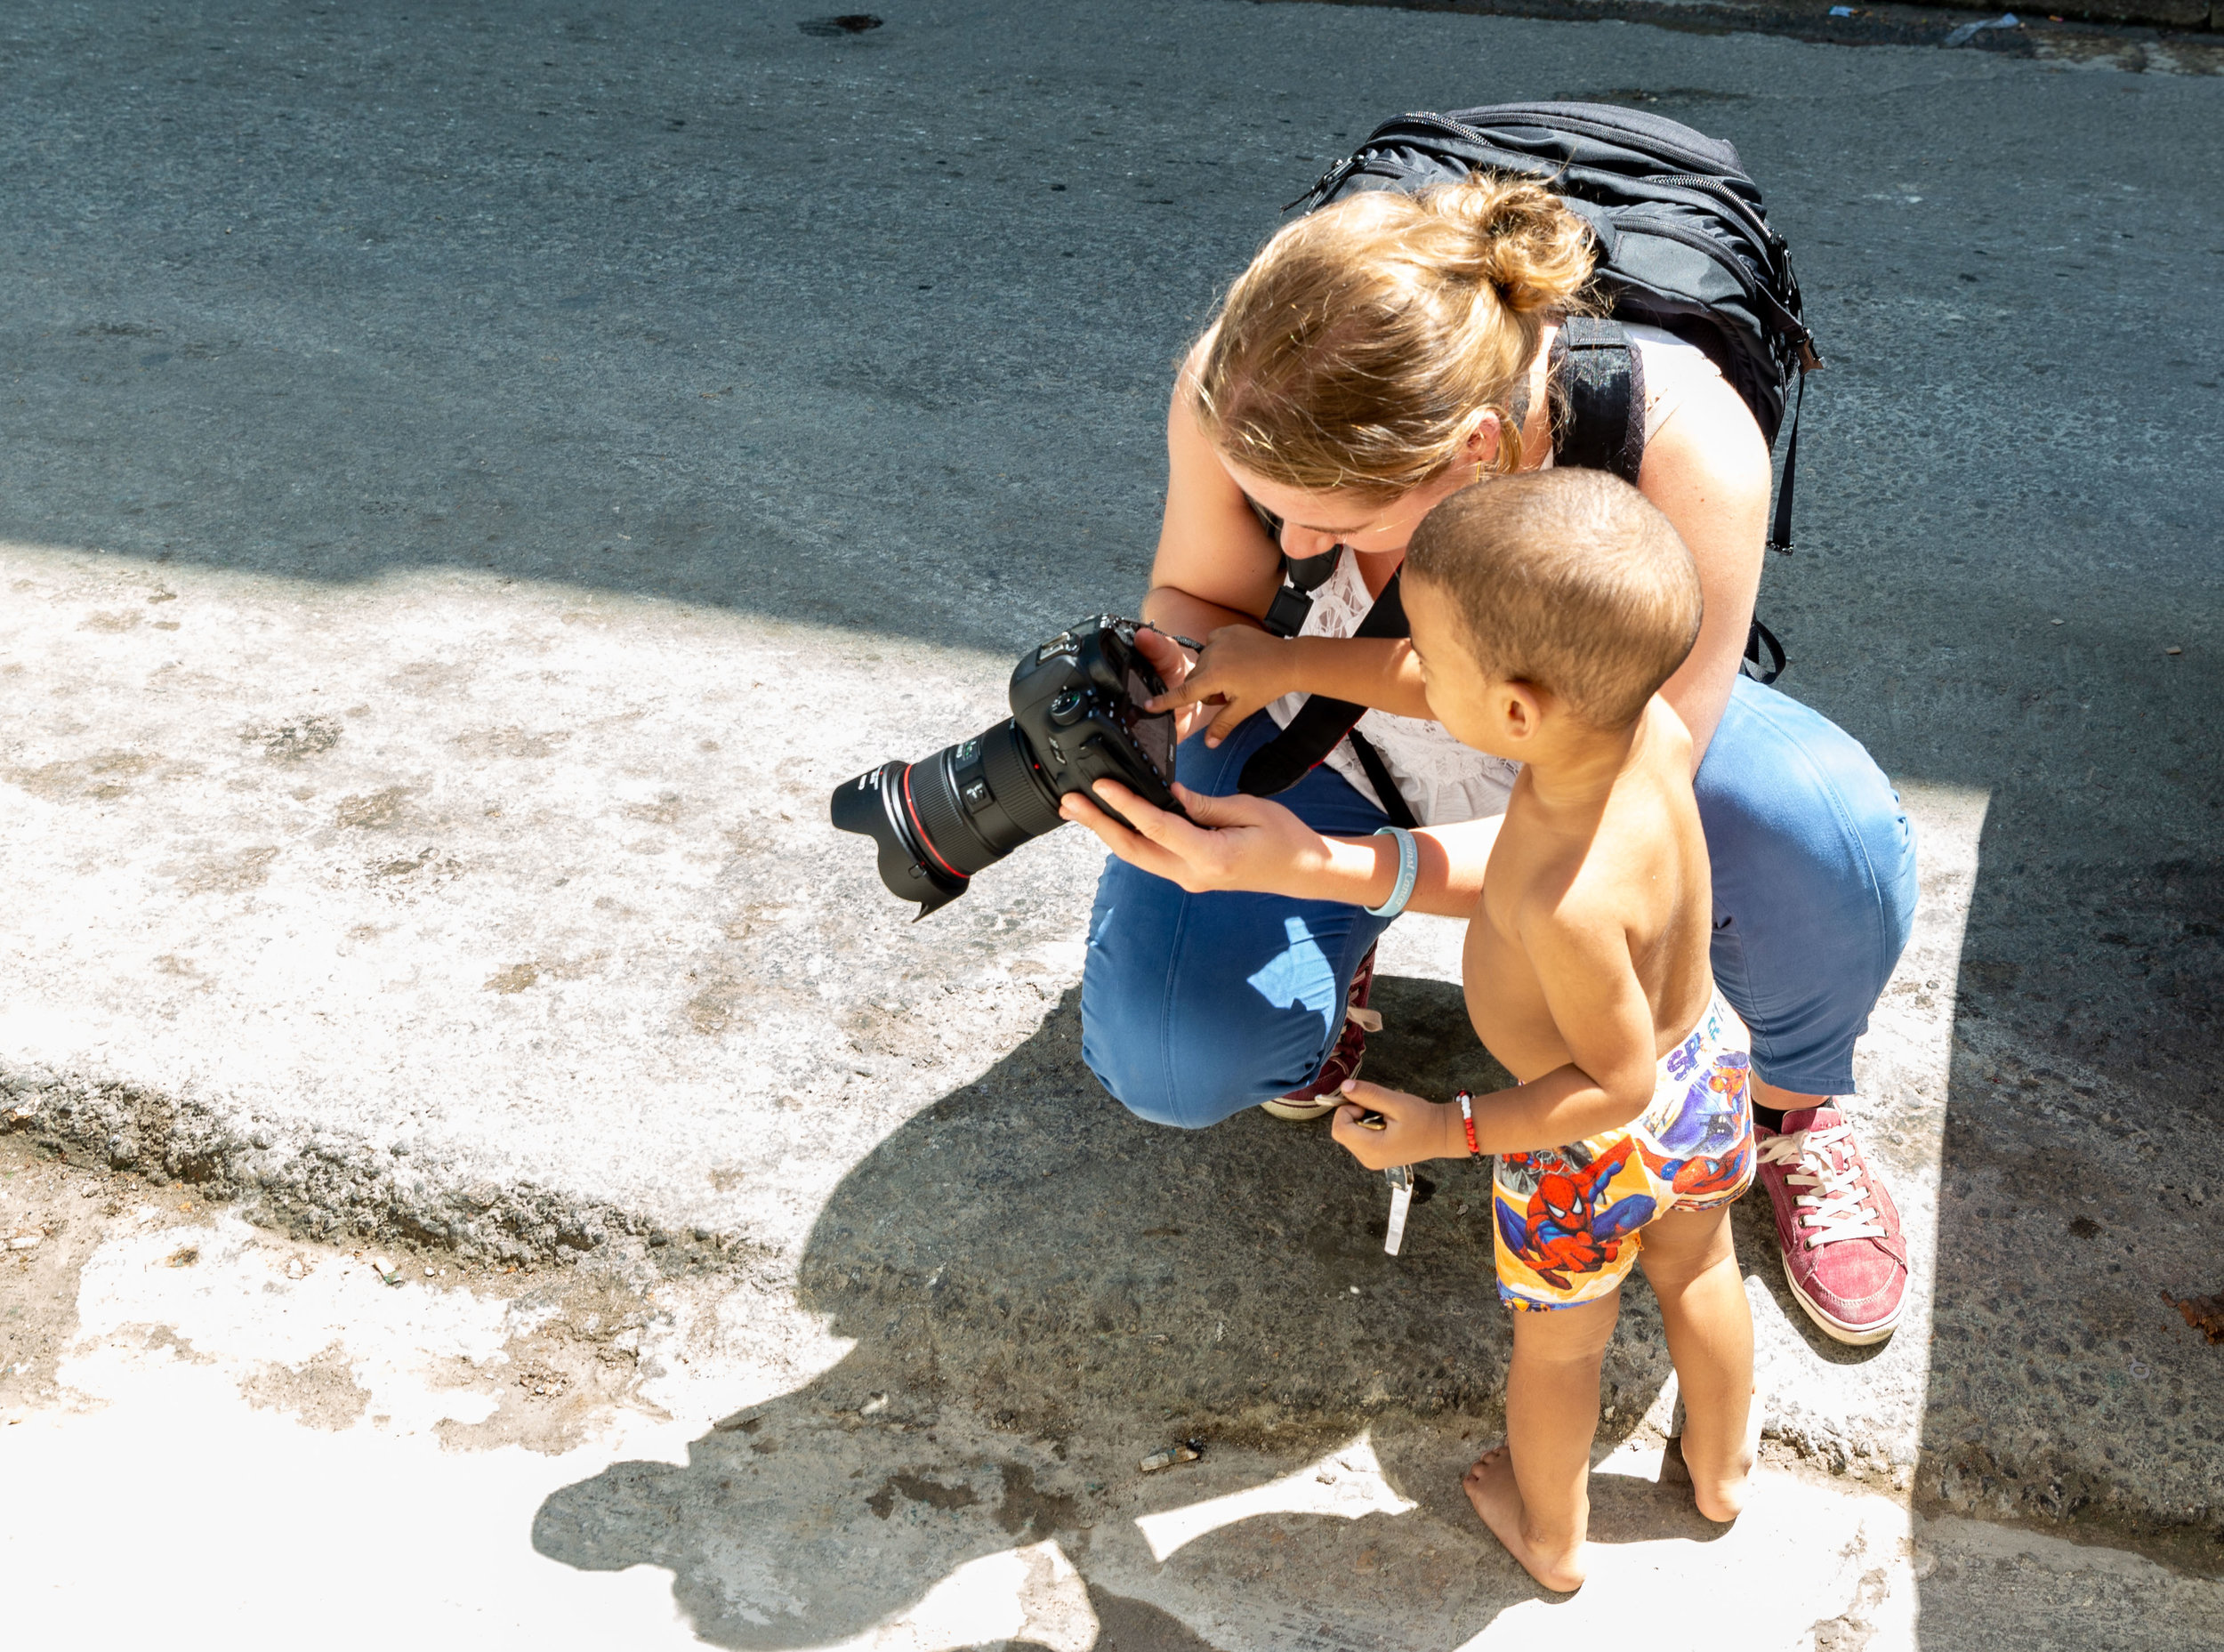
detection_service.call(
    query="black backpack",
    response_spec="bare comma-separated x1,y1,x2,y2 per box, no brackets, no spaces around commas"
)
1239,101,1820,820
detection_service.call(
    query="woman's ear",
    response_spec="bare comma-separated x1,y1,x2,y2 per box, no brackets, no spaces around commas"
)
1463,415,1503,473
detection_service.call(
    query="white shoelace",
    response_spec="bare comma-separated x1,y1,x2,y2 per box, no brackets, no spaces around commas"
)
1757,1122,1888,1247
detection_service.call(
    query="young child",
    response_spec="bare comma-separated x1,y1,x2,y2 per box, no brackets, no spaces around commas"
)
1330,466,1759,1593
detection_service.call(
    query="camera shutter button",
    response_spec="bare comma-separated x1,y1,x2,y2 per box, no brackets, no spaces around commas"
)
1048,689,1086,727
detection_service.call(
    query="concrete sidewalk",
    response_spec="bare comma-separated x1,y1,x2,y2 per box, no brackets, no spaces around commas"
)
8,1134,2223,1649
2,0,2220,1642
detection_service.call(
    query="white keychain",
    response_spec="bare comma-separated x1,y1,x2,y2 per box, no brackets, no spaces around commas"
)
1382,1164,1415,1256
1356,1109,1418,1257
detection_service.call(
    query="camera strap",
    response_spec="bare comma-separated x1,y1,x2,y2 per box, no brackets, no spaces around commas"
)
1237,569,1419,831
1245,496,1343,641
1344,728,1420,833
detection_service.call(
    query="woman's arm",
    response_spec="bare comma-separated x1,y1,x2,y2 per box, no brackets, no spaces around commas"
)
1638,373,1773,761
1140,357,1285,640
1060,779,1501,921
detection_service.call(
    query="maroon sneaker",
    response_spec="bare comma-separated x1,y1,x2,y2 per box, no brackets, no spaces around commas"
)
1261,944,1380,1121
1753,1104,1909,1344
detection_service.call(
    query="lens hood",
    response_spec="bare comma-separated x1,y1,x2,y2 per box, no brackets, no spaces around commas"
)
829,760,970,921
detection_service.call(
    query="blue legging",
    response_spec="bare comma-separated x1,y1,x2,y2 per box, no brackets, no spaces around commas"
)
1079,676,1918,1129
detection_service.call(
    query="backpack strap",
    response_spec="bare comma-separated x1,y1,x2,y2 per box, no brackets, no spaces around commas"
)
1264,548,1342,638
1741,618,1787,685
1552,317,1794,683
1766,367,1807,555
1551,318,1646,484
1237,569,1418,827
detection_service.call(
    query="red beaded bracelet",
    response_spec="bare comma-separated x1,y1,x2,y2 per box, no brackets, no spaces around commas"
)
1456,1089,1481,1161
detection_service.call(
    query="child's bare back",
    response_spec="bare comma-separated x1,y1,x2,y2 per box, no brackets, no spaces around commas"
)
1330,469,1761,1592
1463,697,1713,1087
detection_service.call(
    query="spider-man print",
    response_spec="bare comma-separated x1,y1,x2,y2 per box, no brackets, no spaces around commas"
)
1644,1049,1752,1158
1636,1044,1754,1202
1494,1137,1657,1291
1489,995,1757,1311
1638,1134,1754,1203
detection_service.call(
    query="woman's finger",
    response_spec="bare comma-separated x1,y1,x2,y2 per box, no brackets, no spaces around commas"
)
1088,779,1200,853
1172,785,1278,832
1060,789,1167,872
1058,787,1127,844
1092,782,1247,887
1134,630,1202,711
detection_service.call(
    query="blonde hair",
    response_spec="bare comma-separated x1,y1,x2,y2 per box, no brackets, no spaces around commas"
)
1406,468,1702,730
1189,174,1597,502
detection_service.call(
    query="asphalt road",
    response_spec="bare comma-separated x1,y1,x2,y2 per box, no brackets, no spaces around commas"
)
2,0,2220,1642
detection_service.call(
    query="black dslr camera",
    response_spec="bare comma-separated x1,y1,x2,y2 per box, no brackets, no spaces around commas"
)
831,616,1184,918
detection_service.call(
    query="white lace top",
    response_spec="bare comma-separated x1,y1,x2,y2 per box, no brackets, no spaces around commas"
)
1261,324,1720,827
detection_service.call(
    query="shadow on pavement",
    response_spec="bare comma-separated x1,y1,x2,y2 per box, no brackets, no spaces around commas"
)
1914,798,2224,1572
530,981,1724,1644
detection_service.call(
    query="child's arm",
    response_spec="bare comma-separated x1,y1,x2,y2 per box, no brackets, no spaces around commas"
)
1147,626,1434,747
1330,899,1662,1170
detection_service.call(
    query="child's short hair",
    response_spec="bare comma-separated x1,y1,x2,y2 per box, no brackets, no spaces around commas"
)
1405,468,1703,729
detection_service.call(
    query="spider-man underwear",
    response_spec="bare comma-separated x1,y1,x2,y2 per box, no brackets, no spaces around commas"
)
1492,993,1756,1312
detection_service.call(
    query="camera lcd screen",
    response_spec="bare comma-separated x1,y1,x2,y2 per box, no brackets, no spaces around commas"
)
1123,665,1175,779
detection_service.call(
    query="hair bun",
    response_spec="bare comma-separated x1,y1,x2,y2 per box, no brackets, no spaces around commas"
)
1433,174,1594,315
1188,170,1598,497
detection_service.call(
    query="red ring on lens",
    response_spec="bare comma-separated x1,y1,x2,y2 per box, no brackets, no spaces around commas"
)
899,762,967,882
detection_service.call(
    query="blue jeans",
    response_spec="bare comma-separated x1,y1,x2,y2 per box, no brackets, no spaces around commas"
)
1080,677,1918,1129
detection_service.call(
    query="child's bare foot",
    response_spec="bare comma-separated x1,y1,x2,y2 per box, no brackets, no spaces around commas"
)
1462,1446,1589,1592
1687,1389,1765,1523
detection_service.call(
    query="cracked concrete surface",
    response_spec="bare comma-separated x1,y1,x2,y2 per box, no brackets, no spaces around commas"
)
7,1138,2220,1648
2,0,2220,1643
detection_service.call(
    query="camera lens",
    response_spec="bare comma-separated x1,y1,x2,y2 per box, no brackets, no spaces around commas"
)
831,718,1063,919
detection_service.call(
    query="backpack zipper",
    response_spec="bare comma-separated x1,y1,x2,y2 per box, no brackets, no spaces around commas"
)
1610,215,1814,354
1651,171,1785,259
1422,107,1753,189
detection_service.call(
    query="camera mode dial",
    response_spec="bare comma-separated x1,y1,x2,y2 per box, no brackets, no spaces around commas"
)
1047,689,1087,727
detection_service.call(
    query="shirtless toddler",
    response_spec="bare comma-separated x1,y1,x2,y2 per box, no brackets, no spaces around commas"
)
1330,467,1759,1592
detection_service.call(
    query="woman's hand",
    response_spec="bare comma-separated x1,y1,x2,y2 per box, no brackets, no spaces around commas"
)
1059,778,1332,898
1147,625,1301,747
1329,1080,1455,1171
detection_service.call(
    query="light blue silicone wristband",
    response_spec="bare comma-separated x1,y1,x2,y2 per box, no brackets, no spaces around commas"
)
1366,826,1419,919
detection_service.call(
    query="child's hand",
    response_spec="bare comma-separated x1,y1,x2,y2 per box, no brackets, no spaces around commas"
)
1131,626,1213,745
1147,625,1300,747
1330,1079,1450,1171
